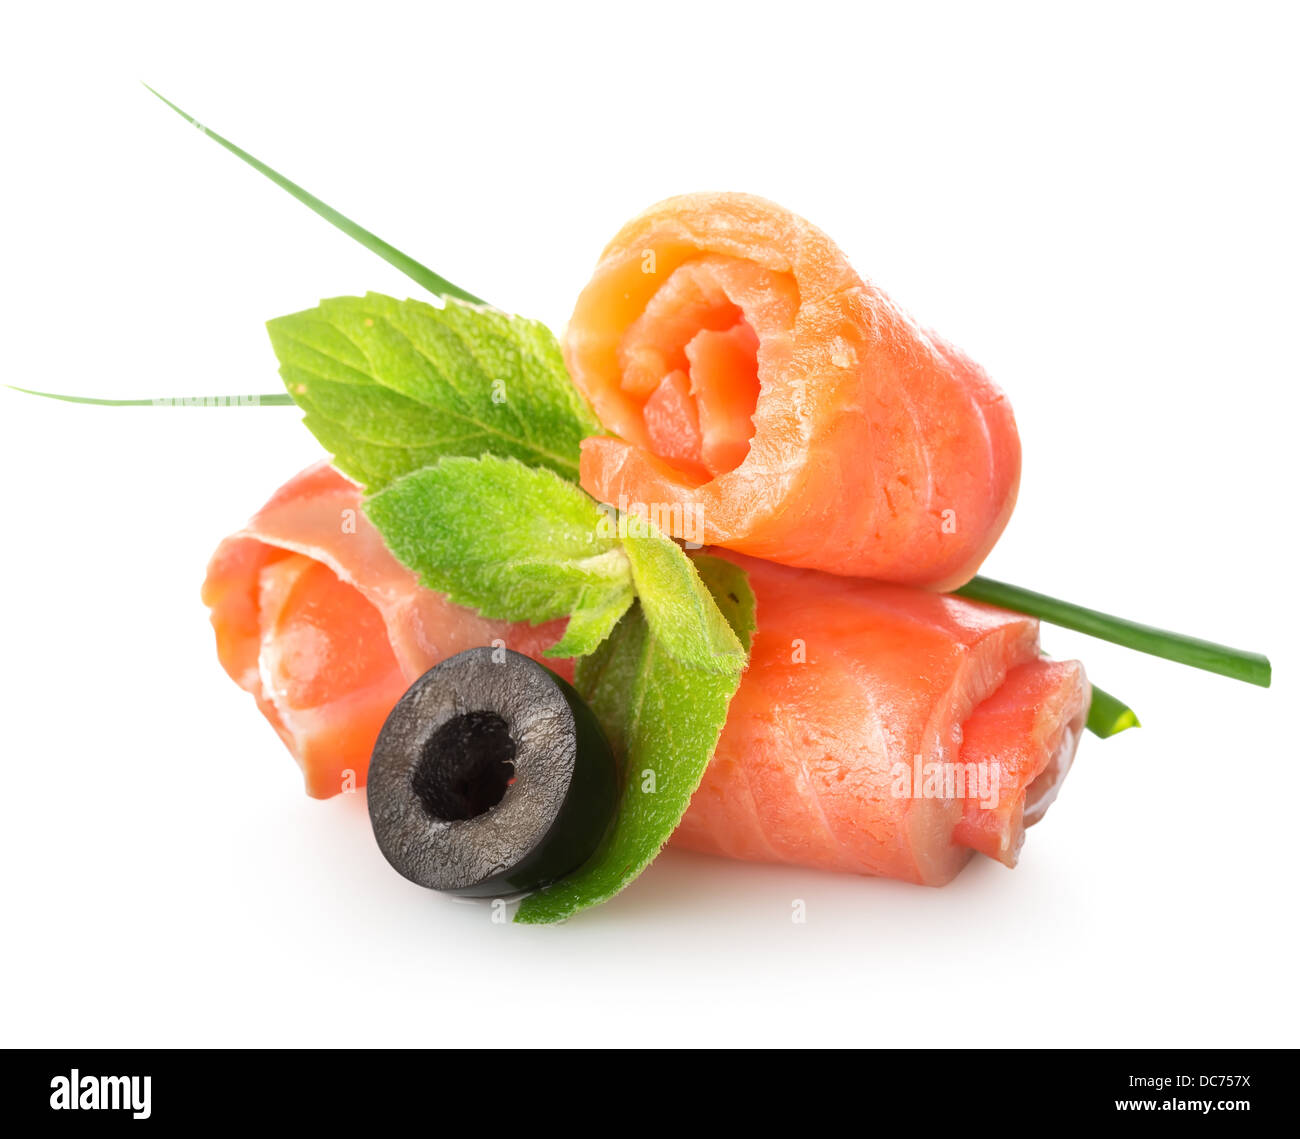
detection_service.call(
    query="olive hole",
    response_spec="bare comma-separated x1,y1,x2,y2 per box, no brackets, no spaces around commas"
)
413,711,517,821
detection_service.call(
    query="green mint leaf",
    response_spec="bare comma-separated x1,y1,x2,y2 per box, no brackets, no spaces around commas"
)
514,559,755,924
267,293,602,489
545,592,637,660
689,554,757,654
364,456,634,658
620,522,747,673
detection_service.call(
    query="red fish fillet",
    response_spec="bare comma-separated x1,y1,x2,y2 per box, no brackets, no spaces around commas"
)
201,462,570,798
204,468,1087,880
565,193,1021,590
675,552,1089,882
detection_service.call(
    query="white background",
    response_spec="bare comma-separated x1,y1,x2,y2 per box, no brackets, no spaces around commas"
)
2,1,1296,1048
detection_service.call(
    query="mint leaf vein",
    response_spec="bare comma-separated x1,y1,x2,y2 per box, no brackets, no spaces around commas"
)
268,294,602,490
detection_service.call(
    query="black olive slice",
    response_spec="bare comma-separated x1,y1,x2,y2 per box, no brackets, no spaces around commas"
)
367,647,618,897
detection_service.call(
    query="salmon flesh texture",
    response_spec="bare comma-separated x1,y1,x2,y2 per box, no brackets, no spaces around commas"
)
203,466,1086,879
201,462,570,799
565,193,1022,590
676,551,1088,883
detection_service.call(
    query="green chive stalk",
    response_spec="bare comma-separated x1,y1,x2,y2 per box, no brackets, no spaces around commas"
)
956,576,1271,688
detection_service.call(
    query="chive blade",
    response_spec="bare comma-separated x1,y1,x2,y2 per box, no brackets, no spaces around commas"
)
7,386,294,406
143,85,486,306
956,576,1271,687
1087,683,1140,738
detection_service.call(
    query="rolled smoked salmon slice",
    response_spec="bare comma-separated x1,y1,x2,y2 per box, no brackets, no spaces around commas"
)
204,468,1086,881
565,193,1022,590
201,462,570,798
672,552,1089,884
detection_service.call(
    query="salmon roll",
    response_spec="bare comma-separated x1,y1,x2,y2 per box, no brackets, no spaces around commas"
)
565,193,1021,590
672,552,1089,883
205,470,1086,882
202,463,570,798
